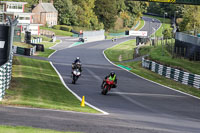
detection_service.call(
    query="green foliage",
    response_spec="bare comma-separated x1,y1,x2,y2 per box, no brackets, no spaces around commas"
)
147,3,184,18
74,0,102,30
163,28,173,39
52,25,61,30
179,5,200,32
124,1,148,28
54,0,78,26
95,0,118,30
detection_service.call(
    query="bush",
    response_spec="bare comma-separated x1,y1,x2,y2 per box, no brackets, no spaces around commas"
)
52,25,61,30
60,25,72,32
52,25,72,32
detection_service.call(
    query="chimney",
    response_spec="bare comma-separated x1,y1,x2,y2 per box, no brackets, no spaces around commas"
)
39,0,42,4
50,0,53,4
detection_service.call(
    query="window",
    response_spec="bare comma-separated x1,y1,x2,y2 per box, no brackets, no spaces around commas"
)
0,14,3,22
0,4,4,12
18,4,22,9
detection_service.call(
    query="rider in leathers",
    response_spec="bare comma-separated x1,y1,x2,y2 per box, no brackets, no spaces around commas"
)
101,71,117,89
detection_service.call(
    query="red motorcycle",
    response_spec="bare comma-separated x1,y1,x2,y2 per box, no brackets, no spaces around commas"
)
101,78,115,95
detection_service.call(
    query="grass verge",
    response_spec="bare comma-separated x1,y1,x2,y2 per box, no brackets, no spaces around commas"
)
1,56,98,113
13,42,33,48
104,41,200,98
135,19,145,31
0,125,79,133
40,27,73,36
104,40,136,62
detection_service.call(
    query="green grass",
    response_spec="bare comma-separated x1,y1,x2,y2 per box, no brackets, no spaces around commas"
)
135,19,145,31
104,40,136,62
119,61,200,98
13,42,33,48
0,125,79,133
21,34,52,42
144,15,171,37
1,56,98,113
40,27,73,36
104,40,200,98
148,45,200,75
36,40,61,57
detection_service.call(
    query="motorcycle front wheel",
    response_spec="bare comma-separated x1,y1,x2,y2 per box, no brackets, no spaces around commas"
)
101,85,109,95
72,75,78,84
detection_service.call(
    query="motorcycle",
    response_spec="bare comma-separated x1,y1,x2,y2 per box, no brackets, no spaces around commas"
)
101,78,115,95
72,68,81,84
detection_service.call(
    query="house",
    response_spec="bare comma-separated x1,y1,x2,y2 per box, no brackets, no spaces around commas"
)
32,0,58,27
0,1,42,35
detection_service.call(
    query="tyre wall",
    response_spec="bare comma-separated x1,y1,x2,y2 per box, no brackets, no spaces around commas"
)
142,58,200,89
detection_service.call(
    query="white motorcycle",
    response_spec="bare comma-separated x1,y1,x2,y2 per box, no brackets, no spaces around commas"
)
71,63,81,84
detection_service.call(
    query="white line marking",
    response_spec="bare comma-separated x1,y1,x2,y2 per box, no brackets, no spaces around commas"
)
110,92,186,98
50,62,109,115
49,40,63,49
2,105,106,116
102,41,200,101
48,50,57,58
47,37,109,115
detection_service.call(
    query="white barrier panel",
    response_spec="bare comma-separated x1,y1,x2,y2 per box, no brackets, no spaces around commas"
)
129,31,147,37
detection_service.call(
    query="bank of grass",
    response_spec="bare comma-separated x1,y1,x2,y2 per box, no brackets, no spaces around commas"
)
148,45,200,75
144,15,171,37
13,42,33,48
21,33,52,42
40,27,73,36
104,40,136,62
36,40,61,57
0,125,79,133
118,61,200,98
135,19,145,31
104,41,200,98
1,56,98,113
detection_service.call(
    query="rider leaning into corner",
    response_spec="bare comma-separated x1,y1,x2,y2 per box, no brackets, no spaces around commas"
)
101,71,117,89
72,57,82,72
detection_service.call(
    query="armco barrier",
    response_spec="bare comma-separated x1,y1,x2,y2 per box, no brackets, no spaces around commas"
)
0,56,12,100
142,58,200,89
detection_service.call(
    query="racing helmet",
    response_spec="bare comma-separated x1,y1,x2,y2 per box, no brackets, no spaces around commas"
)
76,57,80,60
110,71,115,78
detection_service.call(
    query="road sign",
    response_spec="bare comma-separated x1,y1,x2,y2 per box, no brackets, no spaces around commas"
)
129,31,148,37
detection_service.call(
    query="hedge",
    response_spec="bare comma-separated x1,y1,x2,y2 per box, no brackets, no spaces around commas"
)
52,25,72,32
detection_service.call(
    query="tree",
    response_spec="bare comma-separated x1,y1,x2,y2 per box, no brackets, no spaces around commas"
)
179,5,200,33
54,0,78,25
125,1,148,28
74,0,102,29
95,0,118,30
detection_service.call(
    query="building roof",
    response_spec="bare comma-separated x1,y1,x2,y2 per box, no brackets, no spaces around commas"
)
0,1,27,4
41,3,57,13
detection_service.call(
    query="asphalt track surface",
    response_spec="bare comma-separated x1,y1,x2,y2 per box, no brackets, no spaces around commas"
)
0,17,200,133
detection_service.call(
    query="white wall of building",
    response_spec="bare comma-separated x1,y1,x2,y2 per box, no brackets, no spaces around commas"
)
29,25,39,35
6,3,24,13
